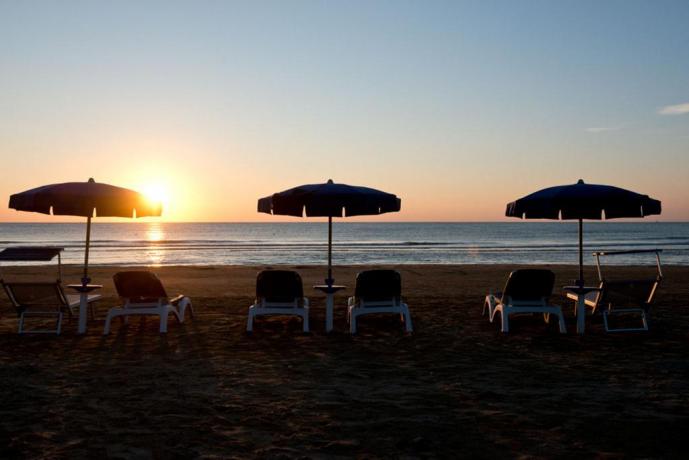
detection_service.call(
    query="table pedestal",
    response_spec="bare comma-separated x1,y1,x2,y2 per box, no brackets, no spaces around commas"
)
67,284,103,334
563,286,601,335
313,285,346,333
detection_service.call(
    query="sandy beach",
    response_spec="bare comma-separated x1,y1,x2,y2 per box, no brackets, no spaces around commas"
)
1,264,688,458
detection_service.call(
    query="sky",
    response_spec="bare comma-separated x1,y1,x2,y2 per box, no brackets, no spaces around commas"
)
0,0,687,222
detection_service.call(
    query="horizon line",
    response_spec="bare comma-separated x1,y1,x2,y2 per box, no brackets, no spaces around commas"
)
0,219,683,224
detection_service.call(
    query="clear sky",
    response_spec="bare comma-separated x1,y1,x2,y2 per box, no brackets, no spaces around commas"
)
1,0,687,222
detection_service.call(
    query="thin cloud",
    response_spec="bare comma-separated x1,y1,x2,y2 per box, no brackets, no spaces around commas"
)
585,126,623,133
658,102,689,115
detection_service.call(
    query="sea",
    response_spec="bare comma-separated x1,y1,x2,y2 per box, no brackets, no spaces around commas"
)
0,222,686,267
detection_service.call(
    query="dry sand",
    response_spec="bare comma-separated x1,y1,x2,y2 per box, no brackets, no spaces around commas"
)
1,264,688,459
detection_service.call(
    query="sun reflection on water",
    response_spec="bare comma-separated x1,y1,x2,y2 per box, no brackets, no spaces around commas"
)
145,222,165,265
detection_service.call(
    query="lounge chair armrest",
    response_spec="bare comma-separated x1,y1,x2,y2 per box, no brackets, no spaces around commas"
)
169,295,186,305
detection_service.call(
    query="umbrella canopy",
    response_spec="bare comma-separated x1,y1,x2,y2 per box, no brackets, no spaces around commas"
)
506,179,661,220
9,179,161,218
9,178,161,284
505,179,661,285
258,180,401,217
258,179,401,285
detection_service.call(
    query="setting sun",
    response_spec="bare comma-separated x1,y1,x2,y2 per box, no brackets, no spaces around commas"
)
141,183,169,210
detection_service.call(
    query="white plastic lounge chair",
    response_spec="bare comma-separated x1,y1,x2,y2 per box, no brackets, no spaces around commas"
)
247,270,310,333
104,271,193,334
484,269,566,333
347,270,413,334
2,281,101,335
566,249,663,332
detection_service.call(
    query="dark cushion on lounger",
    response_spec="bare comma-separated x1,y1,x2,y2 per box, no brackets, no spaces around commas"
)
113,271,169,303
256,270,304,303
502,269,555,302
355,270,402,301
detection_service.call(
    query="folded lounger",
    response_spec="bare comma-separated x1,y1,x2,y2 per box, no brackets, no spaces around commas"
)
247,270,310,333
2,281,101,335
347,269,413,334
483,269,566,333
565,249,662,332
104,271,193,334
567,278,661,332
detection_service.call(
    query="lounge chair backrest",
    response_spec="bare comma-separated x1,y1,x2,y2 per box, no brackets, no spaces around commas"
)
598,278,660,312
355,270,402,302
502,269,555,303
113,271,168,303
2,281,67,313
256,270,303,303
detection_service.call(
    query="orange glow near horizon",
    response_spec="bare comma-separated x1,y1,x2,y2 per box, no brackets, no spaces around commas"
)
0,151,686,222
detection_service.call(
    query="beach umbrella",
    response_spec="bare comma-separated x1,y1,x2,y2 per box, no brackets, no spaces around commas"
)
258,179,401,286
506,179,661,285
9,178,161,285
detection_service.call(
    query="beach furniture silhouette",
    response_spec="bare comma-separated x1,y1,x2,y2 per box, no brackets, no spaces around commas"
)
9,178,161,334
258,179,401,332
3,282,101,335
104,271,193,334
247,270,310,333
0,247,101,334
484,269,566,333
347,270,413,334
506,179,661,287
566,249,663,332
505,179,661,334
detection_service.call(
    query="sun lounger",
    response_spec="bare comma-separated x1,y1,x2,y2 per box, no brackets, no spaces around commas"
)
567,278,661,332
104,271,194,334
2,281,101,334
347,270,413,334
247,270,310,333
484,269,566,333
566,249,662,332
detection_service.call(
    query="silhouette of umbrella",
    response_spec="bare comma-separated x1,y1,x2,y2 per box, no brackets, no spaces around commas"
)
258,179,401,286
9,178,161,285
506,179,661,285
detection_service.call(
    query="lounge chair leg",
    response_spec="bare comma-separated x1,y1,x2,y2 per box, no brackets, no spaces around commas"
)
500,310,509,333
247,308,255,332
483,297,491,317
302,312,309,333
178,297,193,321
603,311,610,332
403,308,413,333
186,298,194,318
557,313,567,334
18,312,25,334
488,301,498,323
350,312,357,334
103,311,113,335
159,310,168,333
56,312,63,335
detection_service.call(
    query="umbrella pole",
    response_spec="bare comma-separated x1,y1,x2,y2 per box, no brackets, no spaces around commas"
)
327,216,333,287
578,218,584,287
82,216,92,286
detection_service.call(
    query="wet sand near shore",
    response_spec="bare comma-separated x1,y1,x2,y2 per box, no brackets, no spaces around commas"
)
1,264,688,458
